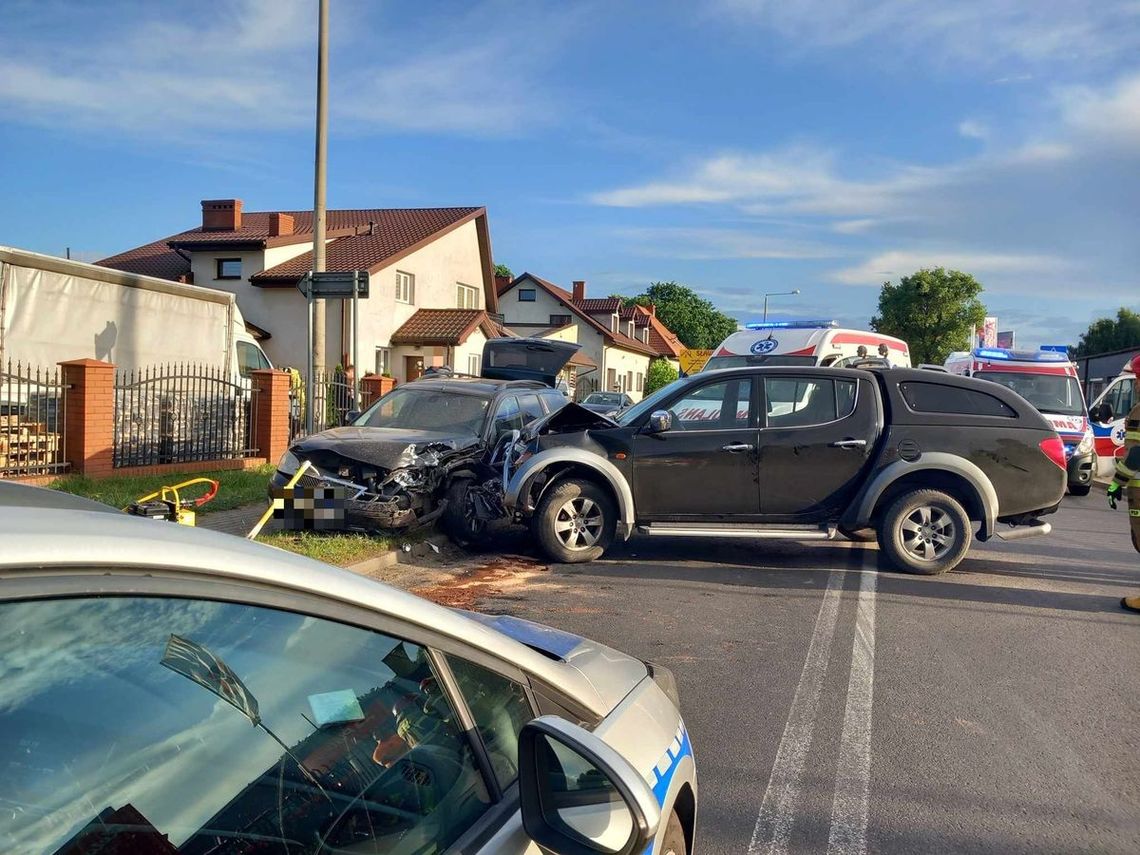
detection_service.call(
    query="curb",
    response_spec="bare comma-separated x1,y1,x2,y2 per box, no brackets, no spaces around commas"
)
347,551,399,573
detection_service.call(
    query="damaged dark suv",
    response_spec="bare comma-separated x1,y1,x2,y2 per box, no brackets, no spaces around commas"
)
270,339,578,536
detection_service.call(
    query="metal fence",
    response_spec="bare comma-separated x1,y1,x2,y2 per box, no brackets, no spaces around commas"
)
114,363,257,468
0,360,69,477
289,370,357,441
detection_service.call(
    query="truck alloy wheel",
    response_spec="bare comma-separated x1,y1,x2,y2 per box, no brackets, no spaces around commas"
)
533,479,616,563
878,488,971,575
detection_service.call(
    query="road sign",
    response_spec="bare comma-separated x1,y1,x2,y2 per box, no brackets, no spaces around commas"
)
297,270,370,299
679,348,713,375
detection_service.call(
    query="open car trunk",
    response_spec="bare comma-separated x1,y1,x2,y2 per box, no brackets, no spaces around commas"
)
480,337,580,386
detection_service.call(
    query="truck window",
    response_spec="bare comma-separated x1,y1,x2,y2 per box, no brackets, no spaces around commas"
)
671,379,752,429
765,377,855,427
236,342,270,378
899,381,1016,418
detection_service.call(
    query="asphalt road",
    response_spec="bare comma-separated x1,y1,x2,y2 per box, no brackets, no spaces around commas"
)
474,493,1140,854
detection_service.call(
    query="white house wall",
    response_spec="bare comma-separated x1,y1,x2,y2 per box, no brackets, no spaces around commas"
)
604,345,651,400
187,221,485,378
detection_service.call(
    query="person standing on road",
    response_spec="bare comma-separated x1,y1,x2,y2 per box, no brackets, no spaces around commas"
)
1107,355,1140,613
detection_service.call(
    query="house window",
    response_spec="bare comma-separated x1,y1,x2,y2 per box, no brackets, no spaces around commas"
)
627,371,634,392
396,271,415,304
518,289,536,302
457,282,479,309
641,328,650,343
216,258,242,280
607,368,617,391
549,314,571,327
610,314,619,333
467,354,480,375
637,372,644,392
375,347,391,376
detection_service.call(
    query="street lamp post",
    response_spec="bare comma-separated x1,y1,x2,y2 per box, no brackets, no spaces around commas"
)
762,289,801,322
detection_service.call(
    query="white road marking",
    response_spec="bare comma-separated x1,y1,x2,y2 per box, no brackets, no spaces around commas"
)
827,566,878,855
748,571,844,855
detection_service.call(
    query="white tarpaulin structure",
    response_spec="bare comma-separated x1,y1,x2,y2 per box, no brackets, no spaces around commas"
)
0,246,263,374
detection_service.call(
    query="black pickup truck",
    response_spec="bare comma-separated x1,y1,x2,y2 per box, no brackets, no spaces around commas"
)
501,365,1068,574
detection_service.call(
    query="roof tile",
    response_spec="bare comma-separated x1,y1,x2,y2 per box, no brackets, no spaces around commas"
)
391,309,490,346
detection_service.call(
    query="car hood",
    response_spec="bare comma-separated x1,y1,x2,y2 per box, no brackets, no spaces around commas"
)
463,612,648,712
291,426,483,470
522,401,619,439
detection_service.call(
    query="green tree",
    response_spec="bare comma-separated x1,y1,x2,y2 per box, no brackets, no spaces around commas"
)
870,268,986,366
493,263,513,279
619,281,737,349
1073,308,1140,358
645,358,679,394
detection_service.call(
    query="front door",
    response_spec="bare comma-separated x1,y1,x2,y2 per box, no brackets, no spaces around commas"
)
632,376,760,518
758,373,880,518
405,355,424,382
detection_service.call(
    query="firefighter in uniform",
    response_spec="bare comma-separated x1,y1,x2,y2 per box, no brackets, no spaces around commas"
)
1107,355,1140,613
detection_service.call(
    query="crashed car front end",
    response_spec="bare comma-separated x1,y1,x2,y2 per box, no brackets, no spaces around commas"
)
272,439,483,530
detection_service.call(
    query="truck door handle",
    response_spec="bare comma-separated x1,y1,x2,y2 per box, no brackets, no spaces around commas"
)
722,443,755,452
830,439,867,449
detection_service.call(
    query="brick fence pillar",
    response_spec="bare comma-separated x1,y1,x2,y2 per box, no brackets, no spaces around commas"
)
360,374,396,409
252,369,291,464
59,358,115,477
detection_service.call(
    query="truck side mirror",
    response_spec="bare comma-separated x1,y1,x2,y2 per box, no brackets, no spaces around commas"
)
1092,402,1114,424
518,717,660,855
645,410,673,434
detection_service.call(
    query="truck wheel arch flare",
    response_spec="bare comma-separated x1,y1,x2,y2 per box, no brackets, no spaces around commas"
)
505,447,636,538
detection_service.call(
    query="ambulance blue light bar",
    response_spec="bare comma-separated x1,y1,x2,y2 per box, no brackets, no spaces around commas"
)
973,347,1067,362
744,320,838,330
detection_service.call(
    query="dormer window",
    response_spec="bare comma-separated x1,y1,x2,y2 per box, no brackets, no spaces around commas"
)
611,314,619,333
627,321,636,338
216,258,242,280
641,327,650,343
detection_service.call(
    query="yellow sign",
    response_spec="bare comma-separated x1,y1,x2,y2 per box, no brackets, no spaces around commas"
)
679,349,713,374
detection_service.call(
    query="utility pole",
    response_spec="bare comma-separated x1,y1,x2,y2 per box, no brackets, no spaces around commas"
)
312,0,329,382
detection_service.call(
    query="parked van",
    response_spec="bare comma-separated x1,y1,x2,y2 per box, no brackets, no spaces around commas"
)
1088,355,1138,478
704,321,911,371
944,347,1095,494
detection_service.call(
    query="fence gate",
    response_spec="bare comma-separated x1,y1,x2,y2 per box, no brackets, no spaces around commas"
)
114,364,257,468
1,360,68,477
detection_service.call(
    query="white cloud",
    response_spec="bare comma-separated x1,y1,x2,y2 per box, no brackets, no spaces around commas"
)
1055,72,1140,143
620,227,841,260
832,218,880,234
958,119,990,140
0,0,574,141
712,0,1140,69
828,250,1067,288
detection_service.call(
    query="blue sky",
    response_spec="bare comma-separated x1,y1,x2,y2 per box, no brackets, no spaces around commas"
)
1,0,1138,346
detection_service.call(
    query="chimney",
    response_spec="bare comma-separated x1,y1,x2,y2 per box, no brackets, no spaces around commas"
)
494,273,512,295
572,280,586,302
649,304,656,317
268,212,294,237
201,199,243,231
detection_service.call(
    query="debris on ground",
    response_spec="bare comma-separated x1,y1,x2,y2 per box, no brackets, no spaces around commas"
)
412,554,548,610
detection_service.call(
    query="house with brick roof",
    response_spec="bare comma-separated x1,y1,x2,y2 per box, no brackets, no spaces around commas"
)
98,199,502,382
495,273,681,401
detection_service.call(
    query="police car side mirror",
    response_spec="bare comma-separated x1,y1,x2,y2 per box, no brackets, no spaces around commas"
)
645,410,673,434
518,716,660,855
1092,402,1113,424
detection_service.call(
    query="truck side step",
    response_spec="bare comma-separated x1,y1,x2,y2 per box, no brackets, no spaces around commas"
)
637,523,837,541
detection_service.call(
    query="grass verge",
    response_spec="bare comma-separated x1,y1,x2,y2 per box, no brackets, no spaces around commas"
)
258,531,394,566
48,464,276,514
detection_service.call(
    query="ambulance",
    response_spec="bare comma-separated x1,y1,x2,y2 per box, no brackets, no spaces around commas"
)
1087,354,1138,478
703,321,912,371
944,347,1095,494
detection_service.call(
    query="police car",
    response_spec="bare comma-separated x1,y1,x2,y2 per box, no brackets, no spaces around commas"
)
704,320,911,371
0,482,696,855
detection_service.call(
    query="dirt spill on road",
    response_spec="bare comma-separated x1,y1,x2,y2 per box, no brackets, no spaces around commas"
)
412,554,550,609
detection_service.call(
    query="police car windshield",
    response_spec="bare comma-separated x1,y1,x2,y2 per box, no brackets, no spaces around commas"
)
704,355,815,370
976,371,1085,417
